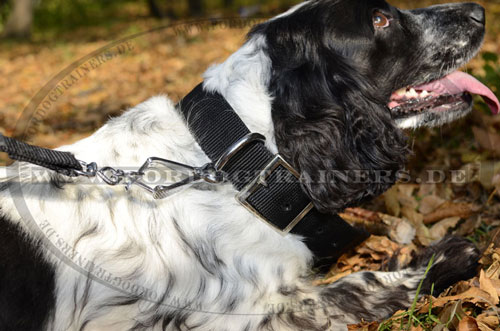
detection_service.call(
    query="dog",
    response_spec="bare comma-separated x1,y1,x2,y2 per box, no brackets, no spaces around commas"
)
1,0,498,330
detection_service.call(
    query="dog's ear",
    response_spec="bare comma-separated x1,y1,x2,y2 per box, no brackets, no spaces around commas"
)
270,57,409,214
250,9,409,213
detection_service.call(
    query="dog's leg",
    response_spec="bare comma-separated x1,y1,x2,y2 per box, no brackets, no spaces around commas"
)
260,236,479,331
320,236,479,325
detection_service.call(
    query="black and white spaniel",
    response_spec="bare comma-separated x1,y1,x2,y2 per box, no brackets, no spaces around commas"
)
1,0,498,330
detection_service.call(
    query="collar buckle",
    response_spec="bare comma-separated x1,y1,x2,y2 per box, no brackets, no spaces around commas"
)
236,154,314,235
211,133,313,235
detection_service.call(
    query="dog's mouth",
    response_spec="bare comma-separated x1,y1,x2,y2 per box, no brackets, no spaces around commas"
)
389,71,499,128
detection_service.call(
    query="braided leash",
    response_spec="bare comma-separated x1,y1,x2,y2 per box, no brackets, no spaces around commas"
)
0,134,83,177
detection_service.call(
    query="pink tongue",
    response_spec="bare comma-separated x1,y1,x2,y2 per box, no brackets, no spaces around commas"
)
415,71,499,114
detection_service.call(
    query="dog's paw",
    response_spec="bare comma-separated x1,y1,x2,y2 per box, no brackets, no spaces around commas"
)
409,236,480,295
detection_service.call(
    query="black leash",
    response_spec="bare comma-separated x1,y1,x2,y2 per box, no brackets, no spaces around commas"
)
0,134,84,177
179,83,369,270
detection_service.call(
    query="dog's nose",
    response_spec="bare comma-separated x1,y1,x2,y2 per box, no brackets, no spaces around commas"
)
468,4,485,25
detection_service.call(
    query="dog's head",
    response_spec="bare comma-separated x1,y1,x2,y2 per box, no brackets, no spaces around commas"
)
249,0,499,213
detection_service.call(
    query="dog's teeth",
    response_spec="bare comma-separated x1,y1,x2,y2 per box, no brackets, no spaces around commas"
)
407,88,418,98
420,90,429,98
395,88,406,96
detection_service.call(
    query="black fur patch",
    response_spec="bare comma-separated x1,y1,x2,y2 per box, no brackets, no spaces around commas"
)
0,215,56,331
410,236,480,294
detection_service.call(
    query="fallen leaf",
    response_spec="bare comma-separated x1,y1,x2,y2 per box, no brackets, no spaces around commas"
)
395,243,418,267
454,216,481,236
419,287,495,312
399,194,419,210
458,316,480,331
418,183,437,198
339,212,370,224
340,208,396,237
385,186,401,217
479,269,499,305
476,313,499,331
363,236,400,255
424,202,480,225
402,205,425,225
344,208,382,222
430,216,461,241
416,224,433,246
485,261,500,280
347,321,379,331
419,195,446,214
398,184,418,197
433,300,466,331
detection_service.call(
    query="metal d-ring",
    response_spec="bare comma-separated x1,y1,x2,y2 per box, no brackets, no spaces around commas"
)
214,133,266,171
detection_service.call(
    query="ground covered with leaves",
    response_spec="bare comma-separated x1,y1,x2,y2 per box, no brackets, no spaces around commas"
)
0,1,499,330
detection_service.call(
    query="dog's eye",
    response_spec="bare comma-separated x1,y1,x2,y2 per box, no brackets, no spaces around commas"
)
373,11,390,28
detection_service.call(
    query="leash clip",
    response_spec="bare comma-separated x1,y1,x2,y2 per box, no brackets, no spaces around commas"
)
128,157,224,199
73,158,224,199
73,161,98,177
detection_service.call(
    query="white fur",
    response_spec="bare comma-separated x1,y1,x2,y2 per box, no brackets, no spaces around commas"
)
0,34,317,331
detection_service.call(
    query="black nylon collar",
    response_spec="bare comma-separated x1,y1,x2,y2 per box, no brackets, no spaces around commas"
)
179,83,369,271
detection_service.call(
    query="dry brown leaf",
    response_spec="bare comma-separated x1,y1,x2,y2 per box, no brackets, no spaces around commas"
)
339,212,370,224
402,205,425,225
486,229,500,252
454,216,482,237
479,270,500,305
477,322,494,331
416,224,433,246
344,208,382,222
385,186,401,217
482,244,500,279
337,255,367,272
458,316,480,331
340,208,395,236
398,184,418,197
430,216,461,241
488,278,500,297
418,183,437,198
378,212,407,227
476,313,499,331
347,321,379,331
399,194,419,210
486,261,500,281
419,195,446,214
480,244,497,269
396,243,418,267
433,300,466,331
363,236,400,255
424,202,480,225
419,287,495,312
334,236,404,274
